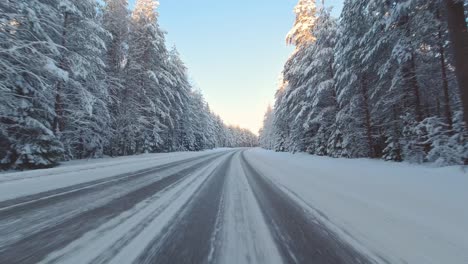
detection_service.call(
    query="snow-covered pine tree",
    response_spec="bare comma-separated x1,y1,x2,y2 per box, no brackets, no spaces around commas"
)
422,112,467,166
384,0,461,163
125,0,171,154
102,0,130,156
102,0,129,78
259,105,275,150
444,0,468,126
356,0,396,159
202,105,218,150
301,6,338,156
0,0,64,169
225,126,257,148
258,0,466,166
272,81,292,152
433,2,455,130
166,47,194,151
0,0,257,170
286,0,317,46
281,46,313,153
272,0,318,153
159,47,195,152
188,89,209,151
333,0,374,158
388,0,424,124
212,114,228,148
54,0,112,159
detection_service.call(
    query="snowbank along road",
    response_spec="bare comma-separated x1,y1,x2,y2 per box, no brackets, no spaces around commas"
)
0,148,375,264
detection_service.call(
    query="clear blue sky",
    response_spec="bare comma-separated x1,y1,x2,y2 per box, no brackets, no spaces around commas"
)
129,0,344,133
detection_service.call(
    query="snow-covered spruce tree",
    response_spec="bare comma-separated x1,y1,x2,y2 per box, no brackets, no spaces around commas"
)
272,81,292,152
258,0,466,165
0,0,256,170
355,0,398,160
400,113,427,163
124,0,171,154
102,0,128,80
0,0,64,169
225,126,258,148
384,0,462,163
333,0,374,158
281,47,311,153
433,2,456,131
213,113,231,148
202,105,218,150
278,0,318,153
160,47,196,153
388,1,425,124
259,105,275,150
102,0,130,156
167,47,196,151
188,89,209,151
286,0,317,46
178,94,197,151
201,103,223,149
423,112,467,166
354,0,418,160
336,0,463,163
172,84,218,151
300,6,338,156
444,0,468,126
181,89,257,150
269,0,317,153
54,0,112,160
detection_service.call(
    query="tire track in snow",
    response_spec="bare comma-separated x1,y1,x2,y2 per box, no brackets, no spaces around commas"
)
0,152,201,184
0,152,229,264
216,150,282,264
241,152,373,264
0,152,226,249
39,152,232,264
135,151,236,264
0,152,224,213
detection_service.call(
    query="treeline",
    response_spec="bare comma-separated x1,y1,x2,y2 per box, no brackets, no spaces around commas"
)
260,0,467,166
0,0,256,170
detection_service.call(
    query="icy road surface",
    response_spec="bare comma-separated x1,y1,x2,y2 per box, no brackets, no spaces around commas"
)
0,149,466,264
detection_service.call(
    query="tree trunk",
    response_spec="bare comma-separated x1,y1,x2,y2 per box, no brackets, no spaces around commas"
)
54,12,69,134
361,74,374,158
437,18,453,130
392,105,403,162
409,55,423,122
401,53,423,122
444,0,468,126
399,14,423,122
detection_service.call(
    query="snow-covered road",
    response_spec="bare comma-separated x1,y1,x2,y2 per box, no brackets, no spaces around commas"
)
0,149,466,264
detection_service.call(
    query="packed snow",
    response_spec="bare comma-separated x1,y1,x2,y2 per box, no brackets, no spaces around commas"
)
245,148,468,264
217,151,282,264
0,148,466,263
38,154,228,264
0,149,228,202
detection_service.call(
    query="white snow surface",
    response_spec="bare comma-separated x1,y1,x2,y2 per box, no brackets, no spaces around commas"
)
245,148,468,264
217,151,282,264
0,149,284,264
39,154,229,264
2,148,467,264
17,149,284,264
0,149,228,202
